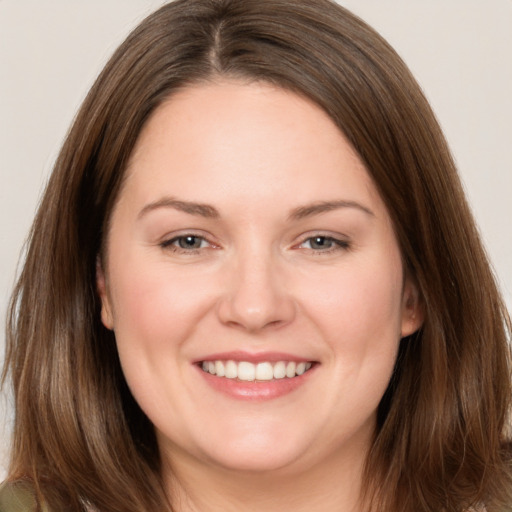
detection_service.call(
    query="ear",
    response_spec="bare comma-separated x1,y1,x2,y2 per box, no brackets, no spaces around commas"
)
400,276,424,338
96,257,114,330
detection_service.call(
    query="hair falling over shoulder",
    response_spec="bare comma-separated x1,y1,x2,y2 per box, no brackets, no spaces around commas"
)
2,1,511,511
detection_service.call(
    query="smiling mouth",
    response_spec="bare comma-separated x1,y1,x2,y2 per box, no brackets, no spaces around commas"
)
200,360,314,382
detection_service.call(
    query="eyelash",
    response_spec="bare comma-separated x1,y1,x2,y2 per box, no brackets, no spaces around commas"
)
160,233,350,255
296,235,350,254
160,234,213,254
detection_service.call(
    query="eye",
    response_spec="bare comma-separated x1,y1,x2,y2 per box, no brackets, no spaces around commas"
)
161,234,210,252
298,235,349,252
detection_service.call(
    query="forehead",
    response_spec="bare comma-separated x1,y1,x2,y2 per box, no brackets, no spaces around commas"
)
120,80,383,216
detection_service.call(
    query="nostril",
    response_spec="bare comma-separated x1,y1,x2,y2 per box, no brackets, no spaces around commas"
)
216,291,296,332
216,267,297,329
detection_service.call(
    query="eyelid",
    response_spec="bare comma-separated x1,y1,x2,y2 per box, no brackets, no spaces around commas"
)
292,231,351,252
159,230,219,252
157,229,350,254
162,235,208,249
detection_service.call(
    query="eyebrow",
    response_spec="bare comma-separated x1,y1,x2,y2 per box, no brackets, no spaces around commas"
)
137,197,374,221
138,197,220,219
288,200,375,220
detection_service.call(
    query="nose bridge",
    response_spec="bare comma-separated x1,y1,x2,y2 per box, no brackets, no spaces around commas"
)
217,241,295,331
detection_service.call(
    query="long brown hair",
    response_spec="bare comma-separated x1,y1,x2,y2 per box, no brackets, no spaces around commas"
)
2,1,511,510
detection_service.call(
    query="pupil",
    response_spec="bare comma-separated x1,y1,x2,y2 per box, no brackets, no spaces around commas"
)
179,236,200,249
312,237,331,249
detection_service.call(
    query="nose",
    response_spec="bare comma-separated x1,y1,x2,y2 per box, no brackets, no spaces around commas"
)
216,249,296,332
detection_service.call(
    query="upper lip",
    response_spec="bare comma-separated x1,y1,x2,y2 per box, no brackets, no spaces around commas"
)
194,350,316,364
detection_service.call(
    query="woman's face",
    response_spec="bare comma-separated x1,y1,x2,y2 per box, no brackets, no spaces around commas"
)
98,81,422,476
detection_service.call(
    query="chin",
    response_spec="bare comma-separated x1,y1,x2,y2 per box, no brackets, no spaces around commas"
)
202,442,306,474
159,418,316,475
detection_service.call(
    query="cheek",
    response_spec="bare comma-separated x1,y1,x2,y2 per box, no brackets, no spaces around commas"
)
106,257,216,412
295,252,404,402
303,260,403,340
114,275,186,337
107,251,223,363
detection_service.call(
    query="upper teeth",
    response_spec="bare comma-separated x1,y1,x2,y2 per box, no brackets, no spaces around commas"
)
201,360,313,381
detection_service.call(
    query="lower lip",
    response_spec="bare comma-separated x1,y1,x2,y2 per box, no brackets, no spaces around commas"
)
196,365,316,401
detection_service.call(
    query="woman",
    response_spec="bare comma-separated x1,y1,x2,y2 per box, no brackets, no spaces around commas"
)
1,0,511,511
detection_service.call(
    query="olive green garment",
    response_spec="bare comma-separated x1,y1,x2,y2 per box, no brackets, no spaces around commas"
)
0,481,46,512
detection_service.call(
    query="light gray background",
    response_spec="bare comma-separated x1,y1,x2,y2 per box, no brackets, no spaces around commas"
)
1,1,511,479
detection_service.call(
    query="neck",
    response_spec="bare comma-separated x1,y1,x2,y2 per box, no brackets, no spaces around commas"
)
161,441,368,512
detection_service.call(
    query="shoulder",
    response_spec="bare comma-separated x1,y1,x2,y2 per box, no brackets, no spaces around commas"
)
0,481,41,512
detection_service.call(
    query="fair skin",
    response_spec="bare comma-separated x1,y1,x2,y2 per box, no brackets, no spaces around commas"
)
97,80,422,512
